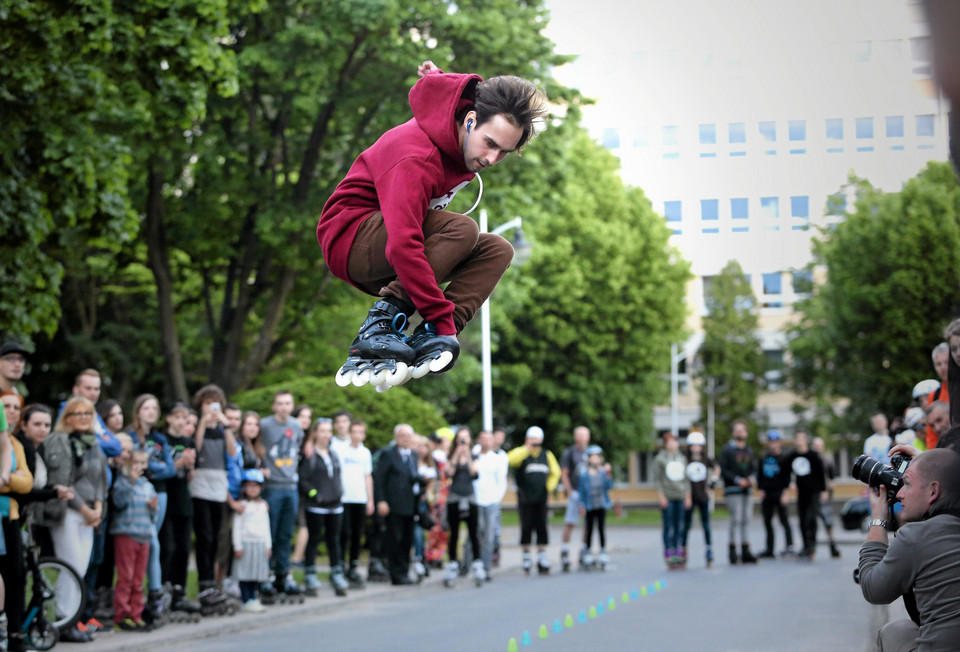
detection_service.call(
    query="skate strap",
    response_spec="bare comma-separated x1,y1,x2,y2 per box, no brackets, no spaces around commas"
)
391,313,408,337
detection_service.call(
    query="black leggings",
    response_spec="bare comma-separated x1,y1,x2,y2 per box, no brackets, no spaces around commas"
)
160,513,193,588
340,503,366,565
305,511,343,568
519,501,548,546
0,517,25,651
446,500,479,562
584,509,606,549
192,498,223,583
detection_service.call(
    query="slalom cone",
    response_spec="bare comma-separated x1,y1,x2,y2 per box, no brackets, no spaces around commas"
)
622,591,630,603
641,586,648,596
588,606,597,619
507,638,518,652
539,625,549,639
597,602,605,615
565,614,575,628
608,597,616,610
578,610,588,623
521,630,532,646
553,619,563,633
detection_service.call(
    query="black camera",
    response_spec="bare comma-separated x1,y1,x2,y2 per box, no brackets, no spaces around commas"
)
851,454,910,504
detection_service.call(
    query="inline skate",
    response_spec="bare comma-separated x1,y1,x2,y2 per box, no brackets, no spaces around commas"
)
580,549,598,571
335,300,415,390
303,566,321,597
274,573,305,605
258,581,278,606
536,551,551,575
142,589,171,630
443,561,459,588
522,551,533,576
346,561,366,589
470,559,487,587
198,581,237,616
367,557,390,583
406,321,460,379
560,549,571,573
330,566,349,597
597,549,610,571
169,584,202,624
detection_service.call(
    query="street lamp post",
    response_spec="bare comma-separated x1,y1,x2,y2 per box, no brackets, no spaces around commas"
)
479,209,530,433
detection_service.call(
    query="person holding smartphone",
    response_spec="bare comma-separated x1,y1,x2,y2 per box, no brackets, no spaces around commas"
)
442,428,483,587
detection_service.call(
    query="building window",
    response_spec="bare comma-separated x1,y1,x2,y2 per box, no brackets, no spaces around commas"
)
916,114,935,137
702,227,719,234
856,117,874,139
759,121,776,142
729,122,746,143
764,349,785,389
761,196,779,218
731,198,748,220
701,199,719,221
663,125,679,146
826,118,844,140
602,128,620,149
791,196,809,231
633,127,650,148
886,116,904,138
762,273,783,308
664,201,682,222
792,270,813,295
789,120,806,141
732,226,749,233
699,124,717,145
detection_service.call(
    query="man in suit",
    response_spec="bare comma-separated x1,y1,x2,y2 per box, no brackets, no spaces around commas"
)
374,423,421,585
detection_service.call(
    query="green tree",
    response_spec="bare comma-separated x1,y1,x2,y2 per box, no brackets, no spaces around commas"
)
441,112,691,458
788,163,960,437
696,260,766,444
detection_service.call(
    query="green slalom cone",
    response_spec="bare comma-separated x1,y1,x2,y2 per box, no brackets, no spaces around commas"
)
641,586,648,596
539,625,549,639
608,597,616,610
588,606,597,619
553,619,563,633
565,614,575,628
622,591,630,603
507,638,518,652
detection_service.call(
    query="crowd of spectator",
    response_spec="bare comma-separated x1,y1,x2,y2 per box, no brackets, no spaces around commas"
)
0,341,605,650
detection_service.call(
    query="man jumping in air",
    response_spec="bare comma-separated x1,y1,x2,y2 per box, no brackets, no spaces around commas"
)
317,61,547,389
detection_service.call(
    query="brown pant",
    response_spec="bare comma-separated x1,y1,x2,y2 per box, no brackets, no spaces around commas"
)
347,210,514,333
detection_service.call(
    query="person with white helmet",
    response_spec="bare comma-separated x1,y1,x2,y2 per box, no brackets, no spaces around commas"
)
507,426,561,575
683,430,718,567
577,444,613,570
654,432,691,570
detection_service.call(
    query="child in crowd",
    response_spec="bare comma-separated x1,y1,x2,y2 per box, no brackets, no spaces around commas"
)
111,450,158,631
298,420,349,597
577,445,613,569
161,402,201,614
232,469,271,612
654,432,692,570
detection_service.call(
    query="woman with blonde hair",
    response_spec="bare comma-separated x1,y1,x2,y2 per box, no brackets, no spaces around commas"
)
40,396,108,642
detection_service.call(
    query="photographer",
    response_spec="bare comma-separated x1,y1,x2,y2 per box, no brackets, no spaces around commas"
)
858,448,960,651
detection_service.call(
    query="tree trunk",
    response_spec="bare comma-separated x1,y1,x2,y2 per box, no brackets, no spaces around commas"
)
144,161,189,402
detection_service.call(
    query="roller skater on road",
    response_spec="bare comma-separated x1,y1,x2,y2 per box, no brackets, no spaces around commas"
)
654,432,691,569
508,427,561,575
559,426,590,572
578,445,613,571
317,60,547,390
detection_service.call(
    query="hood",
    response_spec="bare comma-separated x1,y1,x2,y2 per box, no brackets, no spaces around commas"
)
409,72,483,164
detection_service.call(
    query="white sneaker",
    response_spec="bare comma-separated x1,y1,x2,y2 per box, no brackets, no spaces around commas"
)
223,578,242,599
243,599,266,613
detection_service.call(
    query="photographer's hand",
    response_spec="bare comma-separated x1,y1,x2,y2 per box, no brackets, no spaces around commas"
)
866,485,890,544
888,444,920,460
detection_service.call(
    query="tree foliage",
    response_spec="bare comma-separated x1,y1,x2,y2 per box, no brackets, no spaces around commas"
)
788,163,960,435
695,260,766,444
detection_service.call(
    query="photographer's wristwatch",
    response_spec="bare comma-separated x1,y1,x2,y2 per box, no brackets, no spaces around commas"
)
868,519,887,529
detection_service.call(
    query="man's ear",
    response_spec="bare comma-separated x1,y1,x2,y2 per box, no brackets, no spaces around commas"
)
928,479,942,505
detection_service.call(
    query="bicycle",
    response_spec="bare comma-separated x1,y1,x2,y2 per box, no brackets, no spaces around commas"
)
21,514,87,650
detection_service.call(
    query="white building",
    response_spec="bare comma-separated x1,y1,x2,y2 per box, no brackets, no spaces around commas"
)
545,0,949,449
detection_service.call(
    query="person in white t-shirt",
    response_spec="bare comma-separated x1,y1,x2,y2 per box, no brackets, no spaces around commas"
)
474,431,509,578
863,413,892,466
336,420,374,586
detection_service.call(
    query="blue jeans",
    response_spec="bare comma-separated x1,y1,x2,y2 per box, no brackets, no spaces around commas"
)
265,486,298,577
477,503,501,571
148,492,168,591
661,500,686,553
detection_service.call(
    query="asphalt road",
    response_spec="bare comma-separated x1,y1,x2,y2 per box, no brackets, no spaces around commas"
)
112,519,893,652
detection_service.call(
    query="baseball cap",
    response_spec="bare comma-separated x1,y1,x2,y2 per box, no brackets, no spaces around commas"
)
525,426,544,441
766,429,782,441
0,342,29,358
585,445,603,456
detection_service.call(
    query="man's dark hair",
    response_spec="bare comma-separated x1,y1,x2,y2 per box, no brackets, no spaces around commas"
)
463,76,547,151
333,409,352,421
192,383,227,410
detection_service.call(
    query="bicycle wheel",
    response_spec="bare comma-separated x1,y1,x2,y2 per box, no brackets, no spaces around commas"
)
26,618,59,651
23,558,87,630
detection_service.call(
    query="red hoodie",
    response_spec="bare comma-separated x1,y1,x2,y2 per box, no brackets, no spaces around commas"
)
317,70,483,336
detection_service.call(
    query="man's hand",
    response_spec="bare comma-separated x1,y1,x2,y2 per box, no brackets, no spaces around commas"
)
888,444,921,460
377,501,390,517
869,484,889,520
366,500,375,517
235,549,243,559
418,60,440,78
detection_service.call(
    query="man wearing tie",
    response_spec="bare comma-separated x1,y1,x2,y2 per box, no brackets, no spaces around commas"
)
374,424,421,585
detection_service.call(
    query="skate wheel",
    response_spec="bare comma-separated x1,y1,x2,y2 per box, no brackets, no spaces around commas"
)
411,360,432,379
384,362,409,386
428,350,454,373
352,368,371,387
370,368,389,387
374,382,392,393
335,367,354,387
